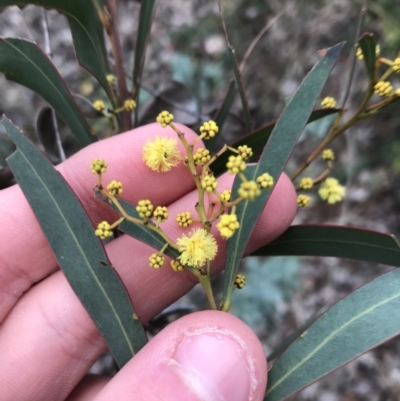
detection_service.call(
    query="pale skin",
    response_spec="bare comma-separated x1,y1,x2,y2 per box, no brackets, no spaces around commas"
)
0,123,297,401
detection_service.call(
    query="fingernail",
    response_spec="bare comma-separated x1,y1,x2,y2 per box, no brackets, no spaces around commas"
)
170,329,254,401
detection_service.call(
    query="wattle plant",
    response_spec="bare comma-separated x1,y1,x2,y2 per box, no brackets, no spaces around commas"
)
1,2,400,399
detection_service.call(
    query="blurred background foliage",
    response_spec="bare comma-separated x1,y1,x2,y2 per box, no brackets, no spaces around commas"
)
2,0,400,399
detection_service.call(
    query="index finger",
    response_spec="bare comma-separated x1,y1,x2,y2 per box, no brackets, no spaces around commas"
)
0,123,201,322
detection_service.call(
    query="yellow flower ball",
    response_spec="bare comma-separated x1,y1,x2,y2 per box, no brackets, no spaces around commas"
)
177,228,218,268
143,136,181,172
318,178,346,204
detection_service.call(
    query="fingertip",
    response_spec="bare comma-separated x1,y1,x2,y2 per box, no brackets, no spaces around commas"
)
94,311,267,401
59,123,202,224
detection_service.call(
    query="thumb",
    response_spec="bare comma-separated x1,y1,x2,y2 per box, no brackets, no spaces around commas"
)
94,310,267,401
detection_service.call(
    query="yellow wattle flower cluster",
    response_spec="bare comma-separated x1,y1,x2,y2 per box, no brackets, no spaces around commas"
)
199,120,219,139
321,96,337,109
374,81,393,97
176,228,218,268
297,194,310,208
237,145,253,160
149,253,165,269
107,180,123,197
136,199,154,218
93,100,106,111
92,110,275,292
226,155,246,174
153,206,168,222
318,178,346,204
299,177,313,190
176,212,192,227
322,149,335,161
256,173,274,189
142,136,181,172
170,259,184,272
193,148,211,165
220,189,231,203
217,214,240,239
124,99,137,111
156,110,174,128
239,180,261,200
106,74,116,85
201,174,218,192
234,274,246,289
392,58,400,73
95,221,113,239
91,158,107,174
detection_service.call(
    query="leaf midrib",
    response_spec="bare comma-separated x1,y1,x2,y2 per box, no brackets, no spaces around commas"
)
266,290,400,395
16,148,134,355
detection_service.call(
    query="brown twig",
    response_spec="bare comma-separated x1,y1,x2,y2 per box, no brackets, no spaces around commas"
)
239,8,287,72
105,0,132,132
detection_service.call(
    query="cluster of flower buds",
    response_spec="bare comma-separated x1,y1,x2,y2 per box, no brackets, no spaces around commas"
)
89,111,278,295
295,148,346,207
355,43,400,98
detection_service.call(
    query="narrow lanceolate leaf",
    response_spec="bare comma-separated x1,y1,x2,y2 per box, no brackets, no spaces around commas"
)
374,96,400,113
0,38,95,147
96,194,180,260
3,117,147,367
228,46,252,133
265,267,400,401
214,80,236,131
253,225,400,267
133,0,158,125
0,0,110,90
358,33,376,80
221,42,345,311
210,108,340,177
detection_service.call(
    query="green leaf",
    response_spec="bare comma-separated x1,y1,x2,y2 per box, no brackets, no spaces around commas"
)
253,224,400,267
265,267,400,400
0,38,95,147
210,108,340,177
0,0,110,90
221,42,345,311
375,96,400,113
3,117,147,367
358,33,376,80
133,0,158,125
228,46,252,133
214,80,236,131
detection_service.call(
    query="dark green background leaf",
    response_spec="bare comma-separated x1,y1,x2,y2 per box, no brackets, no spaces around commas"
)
0,38,95,146
222,42,345,310
253,225,400,267
210,108,340,176
265,267,400,400
133,0,158,125
0,0,110,90
359,33,376,80
3,117,147,367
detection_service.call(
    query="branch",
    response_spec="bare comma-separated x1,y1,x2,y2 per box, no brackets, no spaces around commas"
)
105,0,132,131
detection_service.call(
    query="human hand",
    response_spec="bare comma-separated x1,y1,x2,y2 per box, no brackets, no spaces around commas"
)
0,123,297,401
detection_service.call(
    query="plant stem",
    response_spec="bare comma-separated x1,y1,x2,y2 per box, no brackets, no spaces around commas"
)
291,85,375,181
199,275,217,310
105,0,132,132
40,8,66,162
